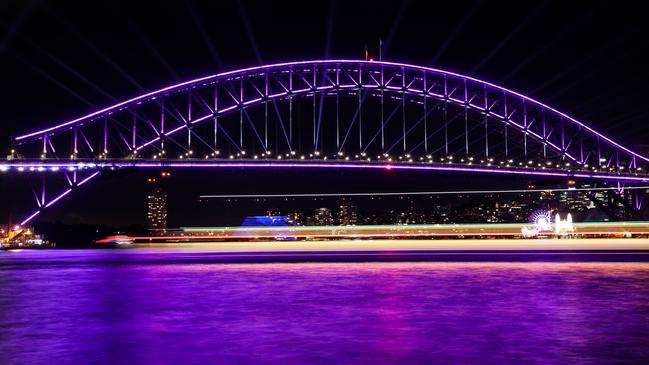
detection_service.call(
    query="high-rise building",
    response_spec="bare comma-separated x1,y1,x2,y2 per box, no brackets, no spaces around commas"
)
559,190,590,213
337,202,358,225
313,207,334,226
147,187,167,232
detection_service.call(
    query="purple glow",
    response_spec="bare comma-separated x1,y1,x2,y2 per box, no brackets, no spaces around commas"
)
19,210,40,226
14,60,648,164
165,125,185,136
44,188,72,208
135,137,160,151
77,171,100,187
16,172,100,227
189,113,213,125
268,92,288,99
218,105,238,113
243,98,263,106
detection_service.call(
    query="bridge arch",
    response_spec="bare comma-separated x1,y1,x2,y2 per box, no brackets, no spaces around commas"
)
14,60,649,166
5,60,649,226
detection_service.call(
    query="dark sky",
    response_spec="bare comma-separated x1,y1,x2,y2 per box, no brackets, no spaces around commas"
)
1,0,648,226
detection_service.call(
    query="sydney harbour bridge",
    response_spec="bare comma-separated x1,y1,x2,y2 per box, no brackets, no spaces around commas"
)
2,60,649,227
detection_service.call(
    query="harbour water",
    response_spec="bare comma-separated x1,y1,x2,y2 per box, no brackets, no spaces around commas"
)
2,248,649,364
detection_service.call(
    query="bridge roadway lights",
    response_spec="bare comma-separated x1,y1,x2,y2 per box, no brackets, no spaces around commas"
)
2,159,649,183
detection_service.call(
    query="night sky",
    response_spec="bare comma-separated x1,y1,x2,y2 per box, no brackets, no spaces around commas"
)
1,0,648,227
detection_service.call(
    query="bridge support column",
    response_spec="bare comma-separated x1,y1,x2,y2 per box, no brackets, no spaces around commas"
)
15,170,101,228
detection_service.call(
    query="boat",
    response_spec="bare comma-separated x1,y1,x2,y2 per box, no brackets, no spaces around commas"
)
95,235,134,246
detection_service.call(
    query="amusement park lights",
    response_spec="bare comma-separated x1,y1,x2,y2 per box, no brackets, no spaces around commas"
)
521,211,575,237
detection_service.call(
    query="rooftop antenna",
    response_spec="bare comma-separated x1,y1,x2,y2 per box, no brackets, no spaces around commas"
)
364,44,368,61
379,38,383,61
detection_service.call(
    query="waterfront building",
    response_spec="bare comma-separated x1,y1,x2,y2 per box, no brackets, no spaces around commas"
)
287,212,305,226
337,202,358,226
313,208,334,226
147,187,168,232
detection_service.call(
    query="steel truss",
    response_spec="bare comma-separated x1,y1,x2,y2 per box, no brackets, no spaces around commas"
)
5,60,649,226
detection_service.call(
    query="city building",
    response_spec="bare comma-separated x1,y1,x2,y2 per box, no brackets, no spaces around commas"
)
559,190,591,213
313,207,334,226
287,212,305,226
0,224,52,248
337,202,358,226
147,187,168,232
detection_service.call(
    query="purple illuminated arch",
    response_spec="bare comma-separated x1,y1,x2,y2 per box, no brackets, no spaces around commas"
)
14,60,649,165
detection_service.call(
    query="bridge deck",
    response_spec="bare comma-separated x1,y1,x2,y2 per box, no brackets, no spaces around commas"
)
2,159,648,182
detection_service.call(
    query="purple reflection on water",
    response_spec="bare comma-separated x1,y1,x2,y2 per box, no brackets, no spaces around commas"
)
1,249,649,364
